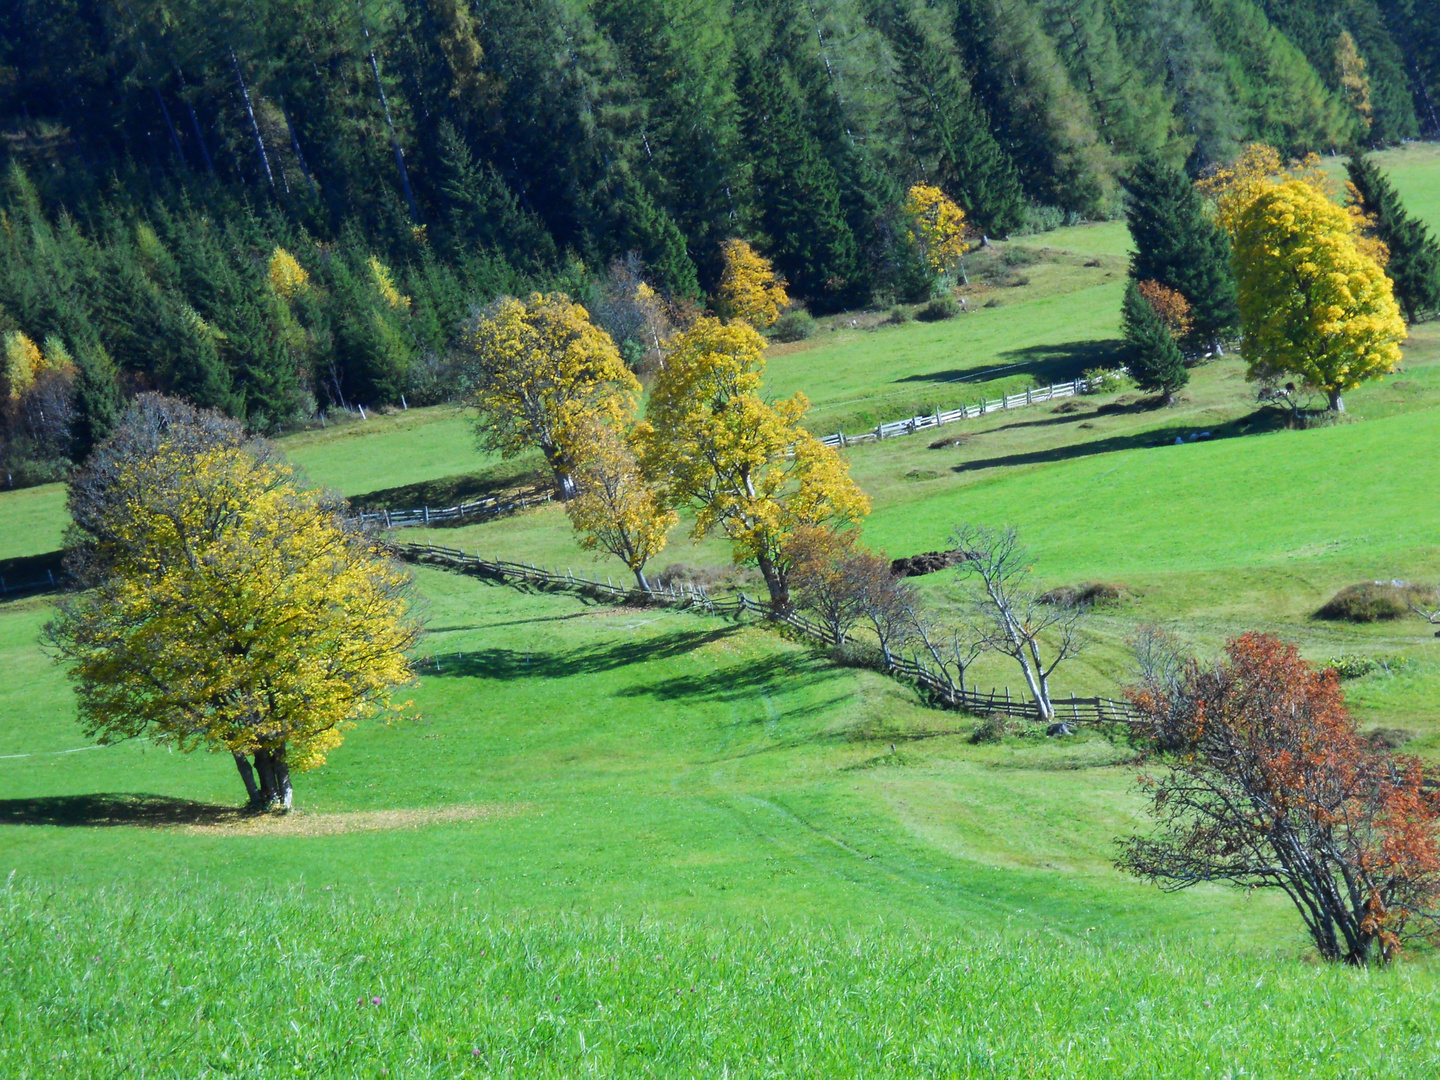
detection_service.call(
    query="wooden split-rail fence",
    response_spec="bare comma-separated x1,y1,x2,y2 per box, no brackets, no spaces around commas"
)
399,542,1142,728
356,489,554,529
819,377,1092,449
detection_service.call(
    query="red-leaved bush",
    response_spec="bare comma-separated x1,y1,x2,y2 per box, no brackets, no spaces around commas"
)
1118,631,1440,964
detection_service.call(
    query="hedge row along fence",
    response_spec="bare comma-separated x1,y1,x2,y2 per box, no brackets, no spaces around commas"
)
398,542,1141,728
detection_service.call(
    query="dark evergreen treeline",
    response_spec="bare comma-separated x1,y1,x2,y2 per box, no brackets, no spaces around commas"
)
1,0,1436,479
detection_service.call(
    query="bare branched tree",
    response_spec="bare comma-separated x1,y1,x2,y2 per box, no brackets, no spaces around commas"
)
1408,587,1440,632
901,595,985,700
857,566,916,666
951,524,1085,721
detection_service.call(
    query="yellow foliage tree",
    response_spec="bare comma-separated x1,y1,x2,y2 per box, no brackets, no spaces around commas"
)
268,247,311,299
903,184,969,276
638,317,870,608
1233,180,1406,412
46,444,418,811
565,418,677,590
1334,32,1373,135
716,239,789,328
461,293,640,498
2,330,42,400
367,255,410,311
1197,143,1332,238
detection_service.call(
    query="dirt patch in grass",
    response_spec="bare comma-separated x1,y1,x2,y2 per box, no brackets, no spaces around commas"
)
181,803,528,837
1316,581,1434,622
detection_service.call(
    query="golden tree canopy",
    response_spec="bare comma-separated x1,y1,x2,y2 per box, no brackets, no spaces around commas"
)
268,247,310,299
461,292,640,496
46,443,418,809
903,184,969,275
564,418,677,590
638,316,870,606
1197,143,1332,237
1233,180,1405,410
716,239,789,328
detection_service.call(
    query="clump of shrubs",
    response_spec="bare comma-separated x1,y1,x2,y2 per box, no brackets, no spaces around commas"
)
916,297,960,322
1316,582,1433,622
1327,654,1379,679
1082,367,1127,394
886,306,911,325
1039,582,1124,609
969,714,1012,743
770,310,815,342
830,641,889,671
1367,727,1416,749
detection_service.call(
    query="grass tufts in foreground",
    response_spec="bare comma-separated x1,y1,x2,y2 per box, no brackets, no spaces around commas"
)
3,880,1437,1079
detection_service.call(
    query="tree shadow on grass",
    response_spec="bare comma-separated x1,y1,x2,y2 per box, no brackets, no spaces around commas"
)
349,459,547,514
895,339,1128,389
425,627,742,681
0,793,244,828
617,652,848,712
949,407,1287,474
0,550,66,599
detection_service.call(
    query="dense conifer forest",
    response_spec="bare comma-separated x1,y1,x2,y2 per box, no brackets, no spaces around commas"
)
1,0,1437,480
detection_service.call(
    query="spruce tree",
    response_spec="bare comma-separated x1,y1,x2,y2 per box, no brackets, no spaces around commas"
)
1347,150,1440,322
1124,156,1239,348
1122,277,1189,405
69,342,124,463
881,6,1025,233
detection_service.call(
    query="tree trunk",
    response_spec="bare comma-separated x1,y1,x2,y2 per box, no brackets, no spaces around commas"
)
1328,389,1346,413
755,551,790,612
251,745,294,812
1163,389,1176,408
234,753,261,807
633,566,651,592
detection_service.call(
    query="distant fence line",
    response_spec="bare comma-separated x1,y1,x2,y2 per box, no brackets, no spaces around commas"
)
355,379,1095,530
818,377,1092,449
399,542,1141,728
355,489,555,529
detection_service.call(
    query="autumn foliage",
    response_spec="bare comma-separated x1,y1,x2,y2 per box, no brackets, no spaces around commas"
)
903,184,969,276
47,415,418,811
1135,280,1193,340
716,239,790,329
1119,632,1440,964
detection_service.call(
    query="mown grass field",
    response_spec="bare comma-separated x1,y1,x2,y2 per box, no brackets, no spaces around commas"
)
4,144,1440,1075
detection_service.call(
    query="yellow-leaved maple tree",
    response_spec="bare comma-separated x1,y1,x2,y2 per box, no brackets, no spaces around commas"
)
638,317,870,609
46,443,419,811
903,184,969,276
461,292,640,498
565,418,677,590
716,239,789,328
1233,180,1405,412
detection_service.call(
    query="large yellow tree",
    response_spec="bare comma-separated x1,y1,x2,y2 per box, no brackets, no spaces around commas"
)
1233,180,1405,412
715,239,790,328
638,317,870,608
46,442,418,811
461,293,640,498
1197,143,1332,238
565,418,677,591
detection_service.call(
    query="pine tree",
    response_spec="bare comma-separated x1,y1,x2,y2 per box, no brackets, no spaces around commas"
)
880,5,1025,233
736,51,860,308
1347,151,1440,322
69,342,124,463
1124,156,1239,348
1122,277,1189,405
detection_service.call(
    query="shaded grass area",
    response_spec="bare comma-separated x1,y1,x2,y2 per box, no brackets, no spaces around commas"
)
4,882,1437,1079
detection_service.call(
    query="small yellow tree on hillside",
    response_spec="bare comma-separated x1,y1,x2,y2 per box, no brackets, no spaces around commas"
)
1334,31,1374,135
268,247,311,299
46,443,418,811
903,184,969,277
1233,180,1405,412
716,239,789,328
461,293,640,498
638,317,870,609
565,418,677,591
1,331,44,400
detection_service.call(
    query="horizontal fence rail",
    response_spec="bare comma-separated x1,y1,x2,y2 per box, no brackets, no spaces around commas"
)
355,489,554,529
0,569,64,597
818,377,1091,449
399,542,1142,728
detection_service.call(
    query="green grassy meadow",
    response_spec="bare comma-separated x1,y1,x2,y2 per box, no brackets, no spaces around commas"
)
4,144,1440,1075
